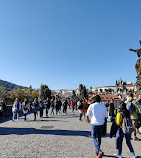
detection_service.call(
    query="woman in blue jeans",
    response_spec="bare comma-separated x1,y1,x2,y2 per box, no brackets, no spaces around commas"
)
115,102,135,158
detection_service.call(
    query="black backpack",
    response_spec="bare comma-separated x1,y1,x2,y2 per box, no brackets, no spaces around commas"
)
120,112,134,134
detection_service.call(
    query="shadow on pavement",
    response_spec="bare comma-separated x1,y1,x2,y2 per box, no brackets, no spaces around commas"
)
103,155,126,158
103,155,141,158
0,111,33,124
0,127,91,137
26,119,69,122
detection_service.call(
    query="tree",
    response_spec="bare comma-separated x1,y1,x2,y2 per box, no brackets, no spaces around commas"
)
0,87,8,100
9,88,25,101
31,90,38,99
78,84,88,100
25,89,31,96
39,84,51,100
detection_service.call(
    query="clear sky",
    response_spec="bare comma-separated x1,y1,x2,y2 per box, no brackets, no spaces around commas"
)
0,0,141,90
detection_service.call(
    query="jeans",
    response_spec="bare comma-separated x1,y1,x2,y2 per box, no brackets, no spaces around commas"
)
39,107,43,118
116,128,134,155
13,112,20,120
46,107,50,116
50,107,54,115
91,125,103,152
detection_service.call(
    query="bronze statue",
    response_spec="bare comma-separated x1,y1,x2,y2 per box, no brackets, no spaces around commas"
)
130,40,141,96
129,47,141,76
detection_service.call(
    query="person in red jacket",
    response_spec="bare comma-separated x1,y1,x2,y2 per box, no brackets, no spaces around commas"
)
71,100,75,113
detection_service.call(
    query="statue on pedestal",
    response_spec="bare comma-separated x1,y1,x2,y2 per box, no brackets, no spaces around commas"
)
130,48,141,75
130,41,141,95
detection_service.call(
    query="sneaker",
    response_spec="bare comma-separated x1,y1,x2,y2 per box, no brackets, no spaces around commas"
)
113,154,122,158
133,137,139,141
98,151,103,158
96,150,104,156
100,150,104,156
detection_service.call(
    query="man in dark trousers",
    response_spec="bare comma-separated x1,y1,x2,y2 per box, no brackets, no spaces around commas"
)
87,95,108,158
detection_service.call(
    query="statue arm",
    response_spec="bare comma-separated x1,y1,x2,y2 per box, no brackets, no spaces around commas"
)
129,48,137,52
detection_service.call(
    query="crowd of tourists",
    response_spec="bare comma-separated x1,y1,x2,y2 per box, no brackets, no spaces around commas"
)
1,92,141,158
12,96,80,121
11,95,91,122
86,94,141,158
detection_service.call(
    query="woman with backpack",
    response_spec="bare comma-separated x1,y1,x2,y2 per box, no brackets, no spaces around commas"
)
125,93,141,140
114,101,135,158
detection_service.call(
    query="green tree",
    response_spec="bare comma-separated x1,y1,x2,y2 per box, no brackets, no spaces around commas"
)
78,84,88,100
9,88,25,101
0,87,8,100
15,88,25,101
31,90,38,99
39,84,51,100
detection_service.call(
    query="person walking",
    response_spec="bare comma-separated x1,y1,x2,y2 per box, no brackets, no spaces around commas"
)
50,98,55,115
12,98,22,121
39,99,43,118
55,96,59,115
71,99,75,113
32,98,39,121
58,99,62,114
136,95,141,133
75,100,78,110
86,95,108,158
83,98,88,121
22,98,29,121
78,100,83,121
0,99,6,119
45,97,50,117
109,98,115,122
114,101,135,158
63,99,68,114
125,93,141,140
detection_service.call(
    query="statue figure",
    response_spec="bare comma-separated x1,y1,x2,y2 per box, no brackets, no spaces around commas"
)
130,41,141,96
129,48,141,76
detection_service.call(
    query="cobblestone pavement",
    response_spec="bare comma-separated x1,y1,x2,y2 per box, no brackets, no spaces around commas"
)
0,109,141,158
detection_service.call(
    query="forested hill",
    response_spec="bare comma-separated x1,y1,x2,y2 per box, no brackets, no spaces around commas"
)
0,79,28,91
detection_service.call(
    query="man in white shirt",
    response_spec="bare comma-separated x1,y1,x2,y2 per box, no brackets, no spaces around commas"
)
87,95,108,158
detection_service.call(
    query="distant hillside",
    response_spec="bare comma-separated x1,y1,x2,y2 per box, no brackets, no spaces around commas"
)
0,79,28,91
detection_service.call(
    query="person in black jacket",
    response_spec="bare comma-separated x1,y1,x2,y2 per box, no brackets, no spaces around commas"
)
63,99,68,114
32,98,39,121
45,97,50,117
109,98,115,122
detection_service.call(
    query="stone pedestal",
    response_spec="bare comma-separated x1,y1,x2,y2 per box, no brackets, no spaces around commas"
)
136,75,141,96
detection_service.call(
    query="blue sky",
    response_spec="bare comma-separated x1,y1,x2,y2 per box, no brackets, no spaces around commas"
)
0,0,141,90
